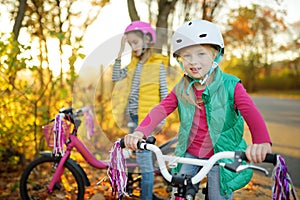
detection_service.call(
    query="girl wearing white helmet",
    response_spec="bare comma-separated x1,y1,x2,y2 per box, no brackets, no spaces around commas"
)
123,20,272,199
172,19,224,90
112,21,169,200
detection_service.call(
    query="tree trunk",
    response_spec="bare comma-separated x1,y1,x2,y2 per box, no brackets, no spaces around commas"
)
127,0,140,21
13,0,27,40
155,0,177,53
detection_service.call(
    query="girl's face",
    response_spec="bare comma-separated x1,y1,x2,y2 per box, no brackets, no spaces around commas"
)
178,45,216,79
126,32,145,57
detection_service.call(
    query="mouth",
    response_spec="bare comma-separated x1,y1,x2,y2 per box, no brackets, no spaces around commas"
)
190,67,202,74
133,50,140,56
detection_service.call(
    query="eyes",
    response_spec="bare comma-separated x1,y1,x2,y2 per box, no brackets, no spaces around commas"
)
180,51,208,61
130,40,139,45
128,39,144,50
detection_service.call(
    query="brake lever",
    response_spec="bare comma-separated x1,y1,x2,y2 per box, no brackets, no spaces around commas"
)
221,151,269,176
236,164,269,176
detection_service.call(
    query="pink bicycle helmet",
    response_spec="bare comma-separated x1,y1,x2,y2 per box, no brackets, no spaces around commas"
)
125,21,156,43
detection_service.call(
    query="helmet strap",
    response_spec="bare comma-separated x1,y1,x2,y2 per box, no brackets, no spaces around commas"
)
139,34,148,59
198,48,223,86
198,61,218,85
186,79,200,95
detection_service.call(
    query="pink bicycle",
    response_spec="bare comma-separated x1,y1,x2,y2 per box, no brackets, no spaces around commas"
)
19,107,177,199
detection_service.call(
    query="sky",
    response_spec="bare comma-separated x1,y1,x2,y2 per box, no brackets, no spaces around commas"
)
77,0,300,79
1,0,299,49
81,0,300,55
279,0,299,23
0,0,299,76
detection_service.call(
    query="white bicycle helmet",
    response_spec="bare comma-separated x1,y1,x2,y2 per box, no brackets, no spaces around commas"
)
172,20,224,56
172,20,225,91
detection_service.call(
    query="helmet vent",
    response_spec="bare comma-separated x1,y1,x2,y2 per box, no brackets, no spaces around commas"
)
199,34,207,38
176,39,182,43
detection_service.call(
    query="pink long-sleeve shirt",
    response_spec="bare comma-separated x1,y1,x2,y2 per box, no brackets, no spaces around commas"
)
135,82,272,158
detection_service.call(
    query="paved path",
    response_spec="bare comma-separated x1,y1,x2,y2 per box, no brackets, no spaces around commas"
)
233,96,300,199
251,96,300,187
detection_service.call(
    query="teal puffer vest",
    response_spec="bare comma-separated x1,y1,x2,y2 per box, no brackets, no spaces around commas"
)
174,68,253,197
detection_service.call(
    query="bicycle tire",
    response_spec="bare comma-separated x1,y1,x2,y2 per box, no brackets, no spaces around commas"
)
20,156,85,200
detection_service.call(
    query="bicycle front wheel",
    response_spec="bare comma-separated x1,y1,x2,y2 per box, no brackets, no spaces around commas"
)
20,156,85,200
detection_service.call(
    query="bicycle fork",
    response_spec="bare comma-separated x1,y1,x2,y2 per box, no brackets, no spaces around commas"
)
171,173,198,200
47,151,71,192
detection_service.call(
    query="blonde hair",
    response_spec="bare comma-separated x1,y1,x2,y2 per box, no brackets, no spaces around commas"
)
176,75,200,108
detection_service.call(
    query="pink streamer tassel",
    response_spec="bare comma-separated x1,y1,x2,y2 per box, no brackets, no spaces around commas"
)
272,155,298,200
53,113,65,155
107,140,128,198
83,106,94,139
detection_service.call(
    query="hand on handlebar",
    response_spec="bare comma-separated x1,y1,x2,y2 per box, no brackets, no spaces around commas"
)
245,142,272,164
124,131,145,150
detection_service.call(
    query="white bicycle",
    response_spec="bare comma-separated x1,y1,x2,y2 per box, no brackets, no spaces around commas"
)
111,136,298,200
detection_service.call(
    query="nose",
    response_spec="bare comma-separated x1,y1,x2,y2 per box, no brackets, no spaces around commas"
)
130,44,136,50
186,56,198,66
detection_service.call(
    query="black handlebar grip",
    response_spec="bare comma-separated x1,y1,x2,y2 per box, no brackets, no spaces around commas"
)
59,107,73,114
119,136,156,149
120,138,125,148
119,138,142,149
240,152,277,165
264,153,277,165
146,136,156,144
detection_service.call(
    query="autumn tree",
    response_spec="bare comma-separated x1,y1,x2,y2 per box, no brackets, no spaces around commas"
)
0,34,31,165
0,0,109,162
279,21,300,81
223,4,286,91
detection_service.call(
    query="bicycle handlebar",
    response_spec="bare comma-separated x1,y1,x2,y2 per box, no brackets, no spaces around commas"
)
57,107,90,125
238,151,276,165
120,137,277,185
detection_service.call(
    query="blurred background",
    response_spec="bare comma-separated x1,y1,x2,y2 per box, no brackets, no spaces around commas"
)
0,0,299,199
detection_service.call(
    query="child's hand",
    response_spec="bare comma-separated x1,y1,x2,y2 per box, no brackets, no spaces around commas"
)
120,35,128,48
245,142,272,164
124,131,144,150
118,35,127,57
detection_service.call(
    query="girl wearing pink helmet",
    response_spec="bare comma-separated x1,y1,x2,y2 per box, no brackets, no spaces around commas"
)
123,20,272,199
120,21,156,60
112,21,169,200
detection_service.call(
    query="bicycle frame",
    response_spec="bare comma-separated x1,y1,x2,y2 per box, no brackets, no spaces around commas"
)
43,110,175,197
47,134,140,193
47,134,107,192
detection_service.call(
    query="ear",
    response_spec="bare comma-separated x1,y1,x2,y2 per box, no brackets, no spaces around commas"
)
145,34,152,43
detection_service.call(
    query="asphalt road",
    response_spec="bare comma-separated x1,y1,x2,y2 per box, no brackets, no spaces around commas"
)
250,96,300,187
